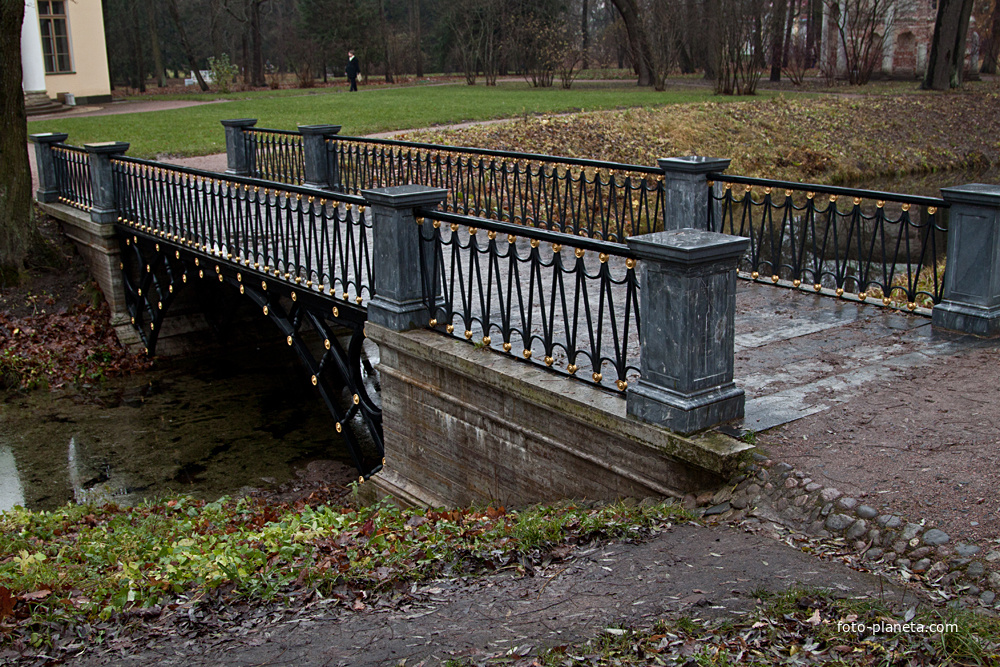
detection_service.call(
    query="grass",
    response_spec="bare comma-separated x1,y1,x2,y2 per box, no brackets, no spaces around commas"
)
26,81,771,160
0,493,688,649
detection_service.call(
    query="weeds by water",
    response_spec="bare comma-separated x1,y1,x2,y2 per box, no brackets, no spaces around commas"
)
0,492,688,649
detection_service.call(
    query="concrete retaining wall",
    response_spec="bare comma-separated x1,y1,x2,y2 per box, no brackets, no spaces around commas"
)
367,322,752,508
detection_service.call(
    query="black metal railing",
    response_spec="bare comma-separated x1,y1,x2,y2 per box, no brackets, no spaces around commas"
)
709,174,949,308
417,208,640,393
333,136,665,243
111,158,373,304
245,128,307,186
52,143,93,211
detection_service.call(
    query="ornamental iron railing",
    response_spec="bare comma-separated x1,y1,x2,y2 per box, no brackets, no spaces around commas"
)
417,208,640,393
708,174,949,308
244,128,307,186
334,136,665,243
111,157,372,304
52,143,93,211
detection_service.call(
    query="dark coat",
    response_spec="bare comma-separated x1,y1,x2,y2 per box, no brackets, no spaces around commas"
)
346,57,360,79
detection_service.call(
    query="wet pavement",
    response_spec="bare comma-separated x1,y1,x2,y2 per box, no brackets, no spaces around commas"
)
731,282,986,433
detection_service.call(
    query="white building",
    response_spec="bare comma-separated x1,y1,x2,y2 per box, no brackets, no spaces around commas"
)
21,0,112,110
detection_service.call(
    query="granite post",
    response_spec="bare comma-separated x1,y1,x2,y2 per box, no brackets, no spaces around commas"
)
29,132,69,203
221,118,258,176
362,185,449,331
932,184,1000,337
659,157,731,231
299,124,342,189
85,142,130,224
626,228,749,434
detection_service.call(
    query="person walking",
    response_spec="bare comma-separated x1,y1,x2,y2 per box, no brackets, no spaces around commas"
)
346,50,360,92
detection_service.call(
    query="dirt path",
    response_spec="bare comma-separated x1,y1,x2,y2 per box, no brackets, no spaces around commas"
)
64,523,915,666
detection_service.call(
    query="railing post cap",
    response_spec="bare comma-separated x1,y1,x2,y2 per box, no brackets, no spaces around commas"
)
658,156,731,174
627,228,749,264
29,132,70,144
298,124,342,136
940,183,1000,207
362,184,449,208
220,118,258,128
84,141,130,154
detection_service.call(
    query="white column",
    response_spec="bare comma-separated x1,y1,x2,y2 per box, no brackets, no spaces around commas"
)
21,0,48,96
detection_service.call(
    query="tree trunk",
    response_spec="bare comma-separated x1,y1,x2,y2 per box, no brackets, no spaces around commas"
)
782,0,799,66
922,0,975,89
982,0,1000,74
250,0,265,87
610,0,655,85
769,0,788,81
130,2,146,91
806,0,822,67
145,0,166,86
166,0,209,91
411,0,423,77
0,0,33,283
703,0,720,79
581,0,589,70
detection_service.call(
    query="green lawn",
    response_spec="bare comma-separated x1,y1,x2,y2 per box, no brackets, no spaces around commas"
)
27,81,769,159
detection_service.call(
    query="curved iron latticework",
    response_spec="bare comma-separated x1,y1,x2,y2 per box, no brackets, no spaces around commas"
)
112,153,384,479
118,232,189,355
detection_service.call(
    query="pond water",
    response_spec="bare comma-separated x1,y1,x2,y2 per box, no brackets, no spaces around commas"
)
0,341,355,512
843,166,1000,199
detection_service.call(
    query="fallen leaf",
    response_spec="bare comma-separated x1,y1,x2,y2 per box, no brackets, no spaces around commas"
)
20,589,51,601
0,587,15,620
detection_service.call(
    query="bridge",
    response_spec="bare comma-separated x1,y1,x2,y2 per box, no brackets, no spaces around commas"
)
28,124,1000,507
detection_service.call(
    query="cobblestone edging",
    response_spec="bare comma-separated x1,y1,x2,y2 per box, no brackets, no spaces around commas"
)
693,453,1000,610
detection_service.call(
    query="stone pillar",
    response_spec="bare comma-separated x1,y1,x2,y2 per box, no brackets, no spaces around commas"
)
361,185,449,331
659,157,731,231
29,132,69,203
85,142,129,224
298,124,341,189
932,184,1000,337
221,118,258,176
21,0,49,106
626,228,749,435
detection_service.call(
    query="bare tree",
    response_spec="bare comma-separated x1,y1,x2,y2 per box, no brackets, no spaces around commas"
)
717,0,770,94
221,0,273,87
445,0,485,84
166,0,210,90
145,0,166,86
827,0,909,85
643,0,682,90
1,0,33,283
609,0,656,85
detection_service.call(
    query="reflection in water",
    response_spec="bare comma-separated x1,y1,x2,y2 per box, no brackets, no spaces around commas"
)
0,341,356,511
0,446,26,512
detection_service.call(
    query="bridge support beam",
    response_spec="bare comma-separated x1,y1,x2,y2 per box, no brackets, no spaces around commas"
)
626,229,749,435
362,185,448,331
932,184,1000,337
